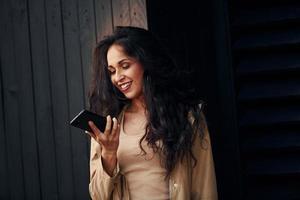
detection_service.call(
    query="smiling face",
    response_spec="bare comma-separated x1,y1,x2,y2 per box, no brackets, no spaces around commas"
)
107,44,144,100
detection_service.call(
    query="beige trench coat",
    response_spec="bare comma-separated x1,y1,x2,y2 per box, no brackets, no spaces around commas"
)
89,112,218,200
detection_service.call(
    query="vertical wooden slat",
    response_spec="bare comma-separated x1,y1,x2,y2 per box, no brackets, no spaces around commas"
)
77,0,97,108
112,0,131,27
0,63,9,200
0,0,25,199
94,0,113,42
61,0,90,199
44,0,75,198
0,1,9,199
129,0,147,28
11,0,41,199
28,0,59,198
77,1,97,197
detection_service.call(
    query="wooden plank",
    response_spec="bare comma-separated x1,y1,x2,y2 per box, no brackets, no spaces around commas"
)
61,0,90,198
77,0,98,197
239,79,300,101
237,52,300,76
242,130,300,153
232,5,300,28
240,104,300,127
27,0,59,198
10,0,41,199
129,0,148,28
234,28,300,50
246,152,300,175
44,0,75,198
112,0,131,27
0,1,9,199
0,62,9,200
94,0,113,42
0,0,25,199
78,0,97,108
246,176,300,200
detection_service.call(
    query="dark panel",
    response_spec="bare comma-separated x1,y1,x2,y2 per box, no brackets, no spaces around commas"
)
228,1,300,199
27,0,59,199
61,0,90,198
0,0,25,199
146,1,190,71
147,1,243,199
210,1,243,199
94,0,113,42
45,0,75,198
10,0,41,199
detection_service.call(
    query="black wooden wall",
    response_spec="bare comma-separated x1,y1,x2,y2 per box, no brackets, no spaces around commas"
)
0,0,147,199
147,0,300,200
228,0,300,199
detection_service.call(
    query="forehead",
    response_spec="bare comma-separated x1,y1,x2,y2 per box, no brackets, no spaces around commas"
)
107,44,128,66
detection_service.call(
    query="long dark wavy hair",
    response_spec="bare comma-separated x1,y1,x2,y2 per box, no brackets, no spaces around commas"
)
88,26,205,177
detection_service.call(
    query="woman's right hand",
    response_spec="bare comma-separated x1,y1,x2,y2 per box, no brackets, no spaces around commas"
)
88,115,120,176
87,115,120,156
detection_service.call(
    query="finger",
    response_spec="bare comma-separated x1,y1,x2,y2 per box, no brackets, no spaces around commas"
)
104,115,112,134
111,117,118,136
88,121,101,135
85,130,92,136
85,130,97,141
85,130,95,138
114,123,121,140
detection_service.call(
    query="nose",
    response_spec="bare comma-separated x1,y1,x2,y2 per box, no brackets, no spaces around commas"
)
115,71,125,82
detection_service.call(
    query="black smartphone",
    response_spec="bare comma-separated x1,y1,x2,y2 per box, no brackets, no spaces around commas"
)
70,110,107,133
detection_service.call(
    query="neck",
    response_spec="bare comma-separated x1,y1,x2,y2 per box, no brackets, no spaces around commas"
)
128,95,146,113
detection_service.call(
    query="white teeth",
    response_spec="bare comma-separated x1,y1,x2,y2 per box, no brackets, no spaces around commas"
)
120,82,130,89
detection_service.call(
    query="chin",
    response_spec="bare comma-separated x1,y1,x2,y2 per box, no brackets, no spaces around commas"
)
124,91,142,100
124,94,136,99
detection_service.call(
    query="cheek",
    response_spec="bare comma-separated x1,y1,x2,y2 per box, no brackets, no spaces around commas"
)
134,68,144,82
133,72,143,87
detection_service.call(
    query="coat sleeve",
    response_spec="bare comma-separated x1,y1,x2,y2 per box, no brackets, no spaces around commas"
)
89,138,120,200
191,113,218,200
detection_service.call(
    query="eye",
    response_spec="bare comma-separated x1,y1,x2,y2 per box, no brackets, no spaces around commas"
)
122,63,130,69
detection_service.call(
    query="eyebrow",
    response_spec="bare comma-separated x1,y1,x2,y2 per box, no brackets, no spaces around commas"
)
108,58,131,68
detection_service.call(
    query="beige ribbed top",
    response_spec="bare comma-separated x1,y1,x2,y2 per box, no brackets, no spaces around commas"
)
117,111,169,200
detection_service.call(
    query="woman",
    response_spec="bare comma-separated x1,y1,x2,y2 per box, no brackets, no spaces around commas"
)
87,26,218,200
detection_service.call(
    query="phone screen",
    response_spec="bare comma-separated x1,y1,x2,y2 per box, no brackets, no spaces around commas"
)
70,110,107,133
